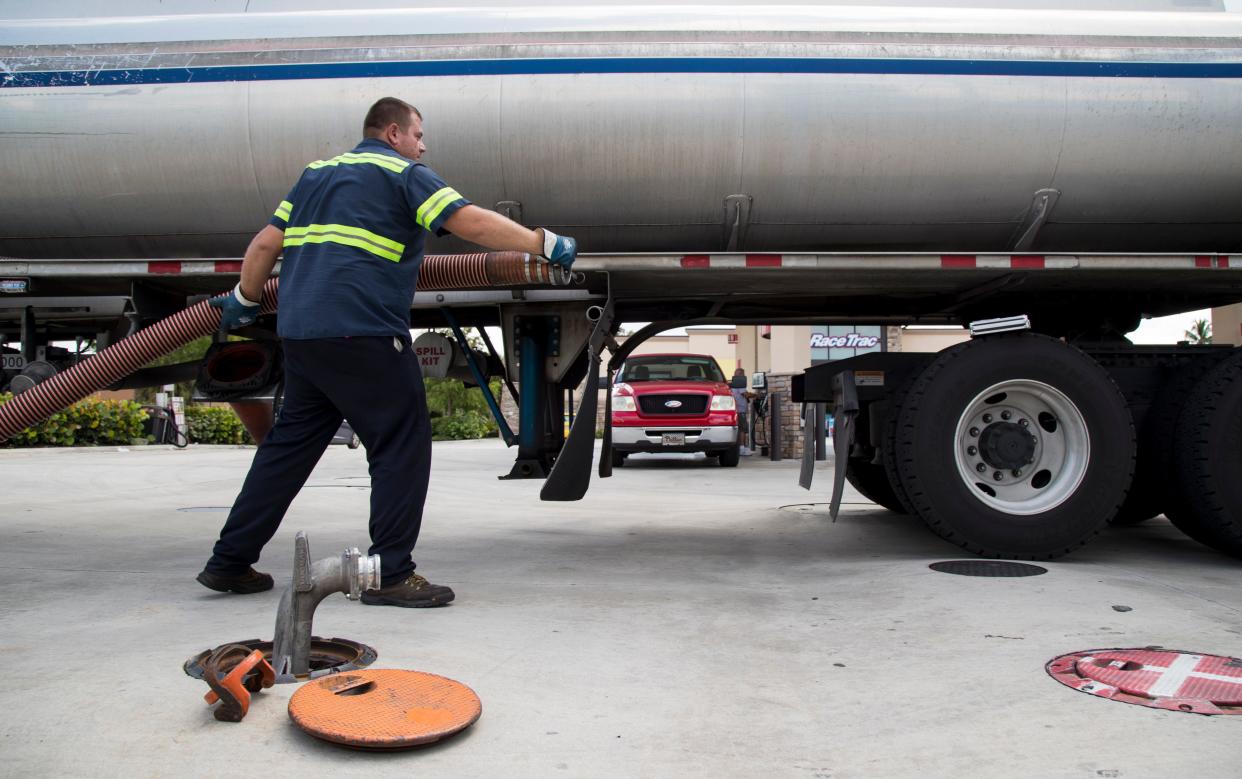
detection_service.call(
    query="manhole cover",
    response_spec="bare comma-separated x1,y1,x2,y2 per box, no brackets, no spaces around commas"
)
184,637,377,684
288,669,481,749
929,560,1047,577
177,507,231,513
1047,648,1242,715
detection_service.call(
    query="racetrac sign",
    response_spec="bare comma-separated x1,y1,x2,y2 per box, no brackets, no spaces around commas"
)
809,332,881,350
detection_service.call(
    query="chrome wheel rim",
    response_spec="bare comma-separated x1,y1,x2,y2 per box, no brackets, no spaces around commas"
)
952,379,1090,515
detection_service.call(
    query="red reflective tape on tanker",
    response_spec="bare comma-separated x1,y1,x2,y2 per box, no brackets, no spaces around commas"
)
745,254,782,267
1195,256,1213,268
681,255,711,269
148,261,182,274
214,261,243,273
941,255,976,268
1011,255,1045,269
1219,256,1231,268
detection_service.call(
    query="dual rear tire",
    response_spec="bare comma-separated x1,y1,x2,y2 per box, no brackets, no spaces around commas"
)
1166,349,1242,558
888,334,1135,559
844,460,907,514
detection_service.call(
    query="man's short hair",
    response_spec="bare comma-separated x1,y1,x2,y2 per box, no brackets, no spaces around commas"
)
363,97,422,137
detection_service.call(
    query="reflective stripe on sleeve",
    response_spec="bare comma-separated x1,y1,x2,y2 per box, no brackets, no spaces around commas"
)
416,187,463,230
274,200,293,221
283,223,406,263
307,152,409,174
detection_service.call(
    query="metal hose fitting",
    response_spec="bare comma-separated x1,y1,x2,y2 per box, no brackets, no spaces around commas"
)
271,532,381,679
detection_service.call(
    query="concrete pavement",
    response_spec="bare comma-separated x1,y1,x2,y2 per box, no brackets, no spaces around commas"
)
0,440,1238,778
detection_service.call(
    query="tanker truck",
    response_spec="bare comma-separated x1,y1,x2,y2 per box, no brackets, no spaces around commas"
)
1,1,1241,560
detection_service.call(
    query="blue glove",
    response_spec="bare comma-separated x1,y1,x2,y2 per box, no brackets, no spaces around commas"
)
540,228,577,268
210,283,261,332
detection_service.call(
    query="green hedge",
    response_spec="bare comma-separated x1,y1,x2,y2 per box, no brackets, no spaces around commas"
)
184,405,254,445
1,391,490,447
431,411,497,441
0,393,147,447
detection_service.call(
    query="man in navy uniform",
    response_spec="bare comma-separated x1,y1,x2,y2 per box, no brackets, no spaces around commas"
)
196,97,576,607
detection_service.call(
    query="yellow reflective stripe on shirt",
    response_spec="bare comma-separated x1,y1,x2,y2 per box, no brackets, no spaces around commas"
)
284,224,405,262
301,224,404,253
415,187,463,230
306,152,409,174
273,200,293,221
340,152,411,170
285,233,402,262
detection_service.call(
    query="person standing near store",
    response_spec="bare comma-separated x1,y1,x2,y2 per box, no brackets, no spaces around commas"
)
196,97,577,607
731,367,751,456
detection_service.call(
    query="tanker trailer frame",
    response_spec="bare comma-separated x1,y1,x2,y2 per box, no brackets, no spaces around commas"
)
3,250,1242,560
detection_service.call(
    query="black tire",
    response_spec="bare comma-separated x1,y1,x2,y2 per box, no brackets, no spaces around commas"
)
1109,508,1157,526
1112,357,1217,526
1167,349,1242,558
610,450,626,468
880,363,935,516
844,459,908,514
893,333,1135,559
718,443,740,467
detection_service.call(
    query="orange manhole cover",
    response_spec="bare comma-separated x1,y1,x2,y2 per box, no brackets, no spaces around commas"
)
288,669,482,749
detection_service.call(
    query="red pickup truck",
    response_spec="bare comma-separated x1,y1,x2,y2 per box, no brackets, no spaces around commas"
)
610,353,740,467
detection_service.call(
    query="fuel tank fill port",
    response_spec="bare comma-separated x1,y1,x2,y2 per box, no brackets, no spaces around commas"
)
184,637,378,685
185,531,381,684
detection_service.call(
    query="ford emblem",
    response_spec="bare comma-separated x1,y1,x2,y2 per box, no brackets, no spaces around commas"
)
664,400,683,408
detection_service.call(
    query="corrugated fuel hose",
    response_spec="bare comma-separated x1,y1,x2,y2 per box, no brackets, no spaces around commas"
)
0,251,558,442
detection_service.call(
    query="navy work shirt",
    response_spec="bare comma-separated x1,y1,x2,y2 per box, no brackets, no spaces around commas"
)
269,138,470,339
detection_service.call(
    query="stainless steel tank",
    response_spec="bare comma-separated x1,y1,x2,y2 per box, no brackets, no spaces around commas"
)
1,1,1240,258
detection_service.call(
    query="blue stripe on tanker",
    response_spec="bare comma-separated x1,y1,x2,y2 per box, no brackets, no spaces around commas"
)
4,56,1241,88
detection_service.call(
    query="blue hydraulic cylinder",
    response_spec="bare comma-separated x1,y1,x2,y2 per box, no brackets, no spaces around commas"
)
439,308,516,446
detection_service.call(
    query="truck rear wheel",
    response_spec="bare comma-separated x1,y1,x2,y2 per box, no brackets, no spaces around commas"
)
893,334,1135,559
845,459,908,514
1112,356,1217,526
1167,349,1242,558
880,364,936,515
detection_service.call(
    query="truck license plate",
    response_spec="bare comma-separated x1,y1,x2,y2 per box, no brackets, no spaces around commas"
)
661,433,685,446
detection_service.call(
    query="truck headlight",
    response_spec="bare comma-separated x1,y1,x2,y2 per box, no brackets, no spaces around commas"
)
710,395,736,411
613,395,636,411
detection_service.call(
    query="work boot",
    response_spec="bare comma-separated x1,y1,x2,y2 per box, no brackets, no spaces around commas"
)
360,573,455,608
196,567,274,594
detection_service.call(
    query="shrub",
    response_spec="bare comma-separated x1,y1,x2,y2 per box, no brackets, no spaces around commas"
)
430,411,497,441
425,377,503,418
0,393,147,447
184,404,253,445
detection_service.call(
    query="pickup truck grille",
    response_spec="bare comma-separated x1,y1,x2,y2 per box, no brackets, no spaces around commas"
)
637,394,709,415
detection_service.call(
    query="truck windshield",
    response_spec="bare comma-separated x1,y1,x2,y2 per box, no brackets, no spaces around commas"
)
619,356,726,382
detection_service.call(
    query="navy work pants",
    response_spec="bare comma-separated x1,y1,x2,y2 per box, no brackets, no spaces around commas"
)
204,335,431,586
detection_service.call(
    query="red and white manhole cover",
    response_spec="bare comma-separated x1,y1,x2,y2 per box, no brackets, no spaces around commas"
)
1047,648,1242,715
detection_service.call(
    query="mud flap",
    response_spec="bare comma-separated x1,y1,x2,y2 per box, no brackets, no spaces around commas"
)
540,298,614,501
829,370,858,521
798,402,816,491
598,366,615,478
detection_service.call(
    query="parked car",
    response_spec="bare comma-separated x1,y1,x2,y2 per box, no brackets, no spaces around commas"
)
610,353,739,467
332,419,361,449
